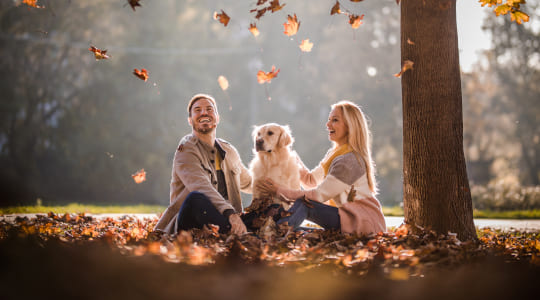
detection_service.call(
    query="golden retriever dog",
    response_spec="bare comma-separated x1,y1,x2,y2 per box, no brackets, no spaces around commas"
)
247,123,301,211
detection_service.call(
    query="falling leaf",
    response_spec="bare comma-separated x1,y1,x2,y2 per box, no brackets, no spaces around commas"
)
132,169,146,184
250,7,267,19
88,45,110,60
349,0,364,2
133,68,149,81
250,0,284,19
257,66,280,84
213,10,230,27
283,14,300,37
268,0,286,12
349,14,364,29
217,75,229,91
23,0,43,8
407,38,415,45
330,1,341,15
249,23,260,37
126,0,141,11
396,0,401,4
299,39,314,52
394,60,414,78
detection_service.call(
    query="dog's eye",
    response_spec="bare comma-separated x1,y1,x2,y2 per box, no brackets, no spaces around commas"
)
267,131,274,136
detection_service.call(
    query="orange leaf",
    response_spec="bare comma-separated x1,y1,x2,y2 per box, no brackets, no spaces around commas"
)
217,75,229,91
407,38,415,45
88,45,110,60
213,10,230,27
349,14,364,29
394,60,414,78
133,68,149,81
257,66,280,84
23,0,43,8
331,1,341,15
126,0,141,11
283,14,300,36
249,23,260,37
132,169,146,184
299,39,314,52
396,0,401,4
269,0,286,12
349,0,364,2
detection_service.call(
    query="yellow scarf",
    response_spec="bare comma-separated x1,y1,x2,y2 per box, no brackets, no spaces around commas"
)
319,144,352,207
321,144,353,177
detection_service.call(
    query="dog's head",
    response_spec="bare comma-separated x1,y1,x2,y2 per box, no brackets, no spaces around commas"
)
252,123,293,153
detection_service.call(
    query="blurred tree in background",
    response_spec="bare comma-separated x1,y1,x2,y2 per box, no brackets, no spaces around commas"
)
463,2,539,188
0,0,537,208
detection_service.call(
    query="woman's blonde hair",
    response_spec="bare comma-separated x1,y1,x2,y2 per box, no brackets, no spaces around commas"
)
331,100,378,194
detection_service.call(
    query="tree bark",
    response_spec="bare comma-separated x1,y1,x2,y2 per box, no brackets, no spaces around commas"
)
400,0,477,240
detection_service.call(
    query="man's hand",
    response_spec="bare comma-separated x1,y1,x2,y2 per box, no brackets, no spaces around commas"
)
228,213,247,235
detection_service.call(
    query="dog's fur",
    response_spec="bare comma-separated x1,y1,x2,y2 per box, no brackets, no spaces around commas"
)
248,123,301,211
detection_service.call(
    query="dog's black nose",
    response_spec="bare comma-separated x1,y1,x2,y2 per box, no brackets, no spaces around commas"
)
255,139,264,152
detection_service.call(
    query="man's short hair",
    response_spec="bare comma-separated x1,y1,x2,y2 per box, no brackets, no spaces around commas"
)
187,94,218,117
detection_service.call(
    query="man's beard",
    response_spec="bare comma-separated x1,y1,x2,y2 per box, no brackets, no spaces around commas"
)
193,123,216,134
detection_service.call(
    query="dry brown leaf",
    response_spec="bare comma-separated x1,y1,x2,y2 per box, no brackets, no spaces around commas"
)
257,66,280,84
133,68,149,81
88,45,110,60
331,1,341,15
126,0,141,11
213,10,230,27
23,0,43,8
217,75,229,91
349,14,364,29
131,169,147,183
283,14,300,36
394,60,414,78
249,23,260,37
299,39,314,52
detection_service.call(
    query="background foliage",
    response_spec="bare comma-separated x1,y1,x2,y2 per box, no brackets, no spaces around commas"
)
0,0,538,208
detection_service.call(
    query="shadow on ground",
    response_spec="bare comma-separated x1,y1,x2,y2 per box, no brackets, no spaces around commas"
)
1,236,538,300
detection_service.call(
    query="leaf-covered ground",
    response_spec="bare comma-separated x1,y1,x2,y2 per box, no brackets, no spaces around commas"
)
1,213,539,300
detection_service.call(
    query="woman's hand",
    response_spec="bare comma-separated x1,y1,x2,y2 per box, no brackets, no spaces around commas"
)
256,178,278,198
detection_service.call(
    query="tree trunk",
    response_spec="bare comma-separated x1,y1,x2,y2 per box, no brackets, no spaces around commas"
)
400,0,477,240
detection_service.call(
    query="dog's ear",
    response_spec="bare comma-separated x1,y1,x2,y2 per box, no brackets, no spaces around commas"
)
278,125,293,148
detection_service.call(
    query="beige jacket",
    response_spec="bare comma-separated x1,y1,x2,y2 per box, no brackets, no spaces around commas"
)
154,134,252,233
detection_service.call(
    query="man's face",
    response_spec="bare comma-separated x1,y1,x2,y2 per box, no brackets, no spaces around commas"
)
188,98,219,134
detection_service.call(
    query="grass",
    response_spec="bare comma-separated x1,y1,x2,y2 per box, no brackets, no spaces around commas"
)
383,206,540,219
0,203,165,215
1,204,539,219
472,209,540,219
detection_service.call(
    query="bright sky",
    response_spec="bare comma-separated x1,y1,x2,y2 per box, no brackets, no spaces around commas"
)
456,0,491,72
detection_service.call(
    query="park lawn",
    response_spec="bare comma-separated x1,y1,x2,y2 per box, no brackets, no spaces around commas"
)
1,204,539,219
0,203,166,215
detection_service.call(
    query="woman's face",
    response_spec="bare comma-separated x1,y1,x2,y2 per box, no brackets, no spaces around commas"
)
326,107,348,146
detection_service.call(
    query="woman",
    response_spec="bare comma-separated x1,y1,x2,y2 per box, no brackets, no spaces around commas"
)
258,100,386,235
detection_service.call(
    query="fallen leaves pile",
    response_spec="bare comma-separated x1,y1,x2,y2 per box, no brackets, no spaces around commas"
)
1,212,539,280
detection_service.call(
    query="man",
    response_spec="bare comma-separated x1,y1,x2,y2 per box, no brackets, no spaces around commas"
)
154,93,252,235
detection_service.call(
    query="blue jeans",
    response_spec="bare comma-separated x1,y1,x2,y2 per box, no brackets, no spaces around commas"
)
176,191,273,234
277,198,341,231
176,191,232,234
